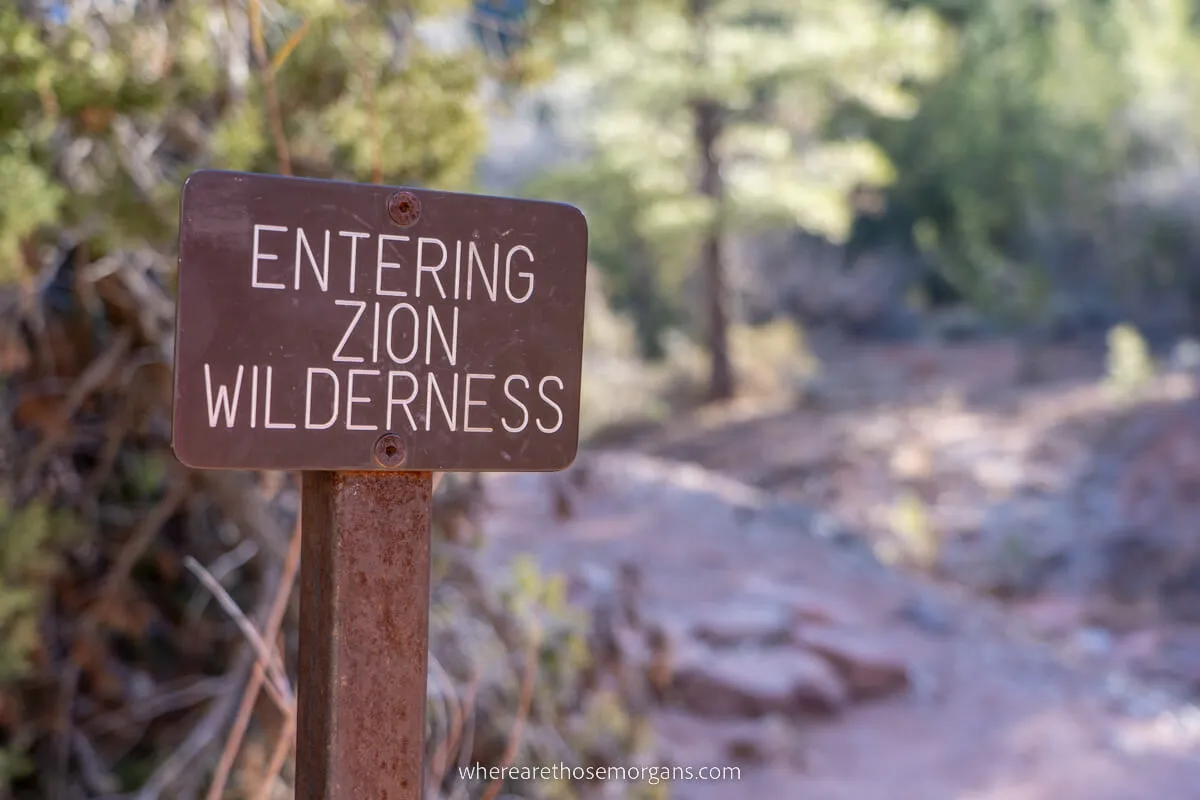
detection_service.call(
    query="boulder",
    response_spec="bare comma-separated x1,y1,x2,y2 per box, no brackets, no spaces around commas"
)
739,577,865,627
693,600,793,647
673,646,847,718
797,626,911,701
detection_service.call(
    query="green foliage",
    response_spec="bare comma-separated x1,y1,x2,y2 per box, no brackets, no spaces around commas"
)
536,0,948,353
858,0,1200,320
881,491,938,571
0,500,75,785
525,165,678,358
0,0,510,286
225,0,487,188
429,544,655,800
0,501,74,682
1105,323,1156,399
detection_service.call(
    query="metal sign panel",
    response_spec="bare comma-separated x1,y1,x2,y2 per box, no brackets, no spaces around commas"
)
172,170,588,472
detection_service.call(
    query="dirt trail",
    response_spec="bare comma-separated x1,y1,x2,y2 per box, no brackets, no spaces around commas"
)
478,454,1200,799
476,339,1200,798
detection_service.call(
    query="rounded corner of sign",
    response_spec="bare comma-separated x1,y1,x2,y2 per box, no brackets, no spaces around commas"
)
562,203,588,230
553,444,583,473
169,440,204,471
180,170,224,205
182,169,215,191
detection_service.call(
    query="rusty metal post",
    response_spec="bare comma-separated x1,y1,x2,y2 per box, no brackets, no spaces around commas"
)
296,470,433,800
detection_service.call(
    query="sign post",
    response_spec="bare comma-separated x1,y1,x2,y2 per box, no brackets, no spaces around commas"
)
171,170,588,798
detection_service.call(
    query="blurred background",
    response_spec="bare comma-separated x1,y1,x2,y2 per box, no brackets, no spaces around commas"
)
4,0,1200,797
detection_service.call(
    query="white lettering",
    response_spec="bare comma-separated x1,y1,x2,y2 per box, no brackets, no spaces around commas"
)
425,372,459,432
386,303,420,364
251,224,287,289
386,371,419,431
305,368,340,430
332,300,367,363
346,369,380,431
466,241,498,301
376,234,410,297
505,245,535,303
416,237,448,299
371,302,381,363
464,374,495,432
338,231,369,294
264,366,296,429
453,240,463,300
204,364,244,428
502,375,530,433
249,365,259,428
424,305,459,366
294,228,330,291
536,375,564,434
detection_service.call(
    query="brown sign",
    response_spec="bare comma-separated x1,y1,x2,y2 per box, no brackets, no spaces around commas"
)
172,170,588,472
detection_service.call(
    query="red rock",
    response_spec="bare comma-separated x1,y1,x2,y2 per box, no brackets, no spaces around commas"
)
797,626,911,700
740,578,865,627
693,601,793,647
673,647,847,718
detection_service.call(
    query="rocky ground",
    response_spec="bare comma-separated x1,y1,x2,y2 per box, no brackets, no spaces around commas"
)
476,338,1200,799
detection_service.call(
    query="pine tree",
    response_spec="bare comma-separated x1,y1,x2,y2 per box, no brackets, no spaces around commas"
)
543,0,946,399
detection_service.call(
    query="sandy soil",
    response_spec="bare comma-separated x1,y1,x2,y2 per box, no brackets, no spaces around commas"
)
477,338,1200,799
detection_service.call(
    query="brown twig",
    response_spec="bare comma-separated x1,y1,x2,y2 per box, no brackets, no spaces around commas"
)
253,702,296,800
20,328,133,495
84,676,229,738
364,65,383,185
204,663,267,800
51,664,81,800
81,394,133,505
248,0,292,175
428,668,479,795
425,659,461,789
186,539,261,621
480,635,540,800
204,518,302,800
134,648,255,800
199,471,291,558
184,556,293,709
100,476,190,600
347,8,384,185
71,729,119,796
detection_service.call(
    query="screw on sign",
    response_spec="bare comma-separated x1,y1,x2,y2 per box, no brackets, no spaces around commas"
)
170,171,589,799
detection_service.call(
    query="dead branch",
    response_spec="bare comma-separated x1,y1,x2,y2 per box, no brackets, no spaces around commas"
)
183,556,293,710
72,729,120,796
253,704,296,800
84,676,228,738
198,470,291,558
248,0,292,175
205,518,302,800
186,540,260,620
133,647,255,800
81,393,133,507
20,328,133,496
99,475,190,600
427,660,479,796
480,635,540,800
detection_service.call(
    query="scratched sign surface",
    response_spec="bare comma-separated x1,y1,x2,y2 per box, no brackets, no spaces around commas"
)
172,170,588,472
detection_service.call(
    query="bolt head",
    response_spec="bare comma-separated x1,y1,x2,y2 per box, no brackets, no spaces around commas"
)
388,191,421,227
373,433,406,468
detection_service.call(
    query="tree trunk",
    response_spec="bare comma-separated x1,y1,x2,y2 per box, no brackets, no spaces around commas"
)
688,0,734,401
692,99,734,401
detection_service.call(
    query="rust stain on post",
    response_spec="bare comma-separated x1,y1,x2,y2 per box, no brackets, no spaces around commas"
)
297,470,433,800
